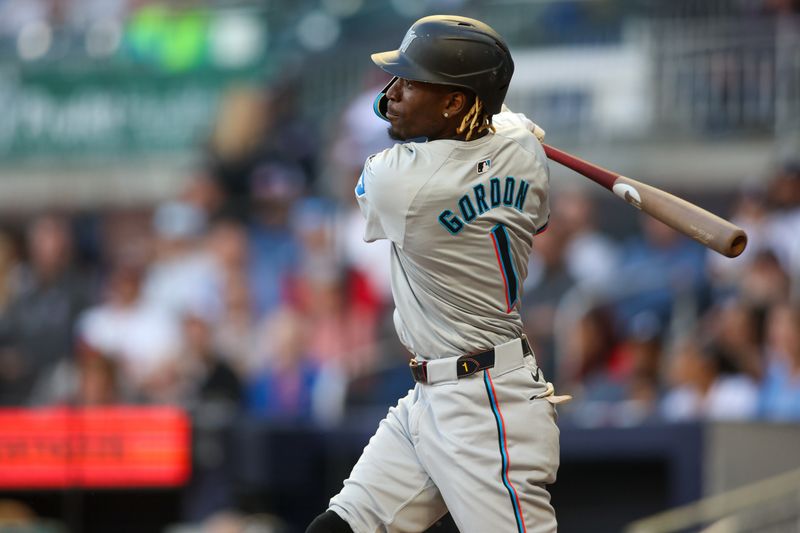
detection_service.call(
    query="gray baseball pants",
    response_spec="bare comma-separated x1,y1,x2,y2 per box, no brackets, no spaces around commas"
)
329,338,560,533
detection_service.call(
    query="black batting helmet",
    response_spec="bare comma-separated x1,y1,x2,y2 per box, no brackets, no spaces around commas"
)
371,15,514,121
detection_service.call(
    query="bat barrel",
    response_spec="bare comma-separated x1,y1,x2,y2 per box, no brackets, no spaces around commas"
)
541,144,749,259
614,176,748,258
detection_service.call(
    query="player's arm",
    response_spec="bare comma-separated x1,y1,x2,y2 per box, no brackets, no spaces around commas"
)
355,145,420,245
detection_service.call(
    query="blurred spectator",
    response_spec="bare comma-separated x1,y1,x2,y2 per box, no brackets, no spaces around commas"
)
206,216,258,377
291,269,380,377
286,197,381,376
705,298,764,380
523,225,575,379
621,311,665,390
338,205,394,306
142,200,219,318
174,308,243,412
0,228,21,314
181,168,227,220
209,84,272,201
263,76,319,190
0,214,92,405
737,250,790,310
209,79,315,205
206,216,249,284
215,275,258,379
76,261,181,402
246,165,303,318
565,309,664,427
95,209,154,273
759,303,800,421
661,337,759,422
55,341,122,406
613,215,709,331
763,161,800,295
28,339,124,407
330,72,396,304
174,308,244,524
343,347,414,423
290,198,342,290
246,308,337,424
553,187,619,292
562,306,624,395
76,350,120,406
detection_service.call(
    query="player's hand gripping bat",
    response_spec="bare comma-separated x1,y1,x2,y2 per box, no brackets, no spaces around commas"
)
542,144,748,258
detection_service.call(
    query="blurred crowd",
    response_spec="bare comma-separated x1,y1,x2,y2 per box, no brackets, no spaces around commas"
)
0,74,399,425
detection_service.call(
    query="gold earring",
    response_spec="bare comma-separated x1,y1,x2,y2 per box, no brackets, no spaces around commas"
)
443,112,449,118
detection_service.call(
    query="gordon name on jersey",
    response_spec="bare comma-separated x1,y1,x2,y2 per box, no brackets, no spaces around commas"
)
438,176,530,235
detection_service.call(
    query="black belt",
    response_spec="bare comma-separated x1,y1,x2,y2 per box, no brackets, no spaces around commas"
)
409,338,533,384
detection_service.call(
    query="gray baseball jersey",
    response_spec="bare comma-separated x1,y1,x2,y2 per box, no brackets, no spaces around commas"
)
331,111,560,533
355,111,550,359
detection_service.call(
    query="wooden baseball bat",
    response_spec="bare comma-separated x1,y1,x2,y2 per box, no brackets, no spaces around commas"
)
542,144,748,258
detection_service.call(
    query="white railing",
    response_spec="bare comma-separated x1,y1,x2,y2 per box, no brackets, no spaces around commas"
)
625,467,800,533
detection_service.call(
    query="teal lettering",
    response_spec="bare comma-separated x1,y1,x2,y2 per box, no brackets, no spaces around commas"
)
438,210,463,234
459,195,477,222
490,178,501,207
473,184,489,214
513,180,529,211
503,177,515,206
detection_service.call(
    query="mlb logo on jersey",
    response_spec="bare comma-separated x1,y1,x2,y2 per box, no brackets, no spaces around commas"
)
477,159,491,174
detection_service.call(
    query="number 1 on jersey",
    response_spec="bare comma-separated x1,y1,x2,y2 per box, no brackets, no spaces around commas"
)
490,224,519,313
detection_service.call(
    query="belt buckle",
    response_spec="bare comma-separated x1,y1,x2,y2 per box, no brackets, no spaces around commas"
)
409,358,428,383
457,356,482,377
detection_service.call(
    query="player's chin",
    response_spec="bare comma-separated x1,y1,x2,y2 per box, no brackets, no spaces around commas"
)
387,125,407,141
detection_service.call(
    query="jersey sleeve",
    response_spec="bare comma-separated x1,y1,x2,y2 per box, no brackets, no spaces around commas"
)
355,143,425,246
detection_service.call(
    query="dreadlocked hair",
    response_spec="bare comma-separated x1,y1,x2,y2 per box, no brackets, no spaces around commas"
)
455,96,495,141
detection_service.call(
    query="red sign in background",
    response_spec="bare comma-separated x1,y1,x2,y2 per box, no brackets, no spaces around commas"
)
0,407,191,489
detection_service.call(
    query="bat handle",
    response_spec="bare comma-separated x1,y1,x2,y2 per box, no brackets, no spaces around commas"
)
543,144,618,190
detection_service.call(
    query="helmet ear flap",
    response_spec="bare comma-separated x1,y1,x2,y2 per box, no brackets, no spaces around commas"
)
373,77,398,122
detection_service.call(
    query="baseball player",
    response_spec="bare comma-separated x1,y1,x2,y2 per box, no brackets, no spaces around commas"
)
307,15,568,533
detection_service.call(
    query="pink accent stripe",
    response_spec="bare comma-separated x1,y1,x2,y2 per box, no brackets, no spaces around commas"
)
491,233,512,313
486,371,528,533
